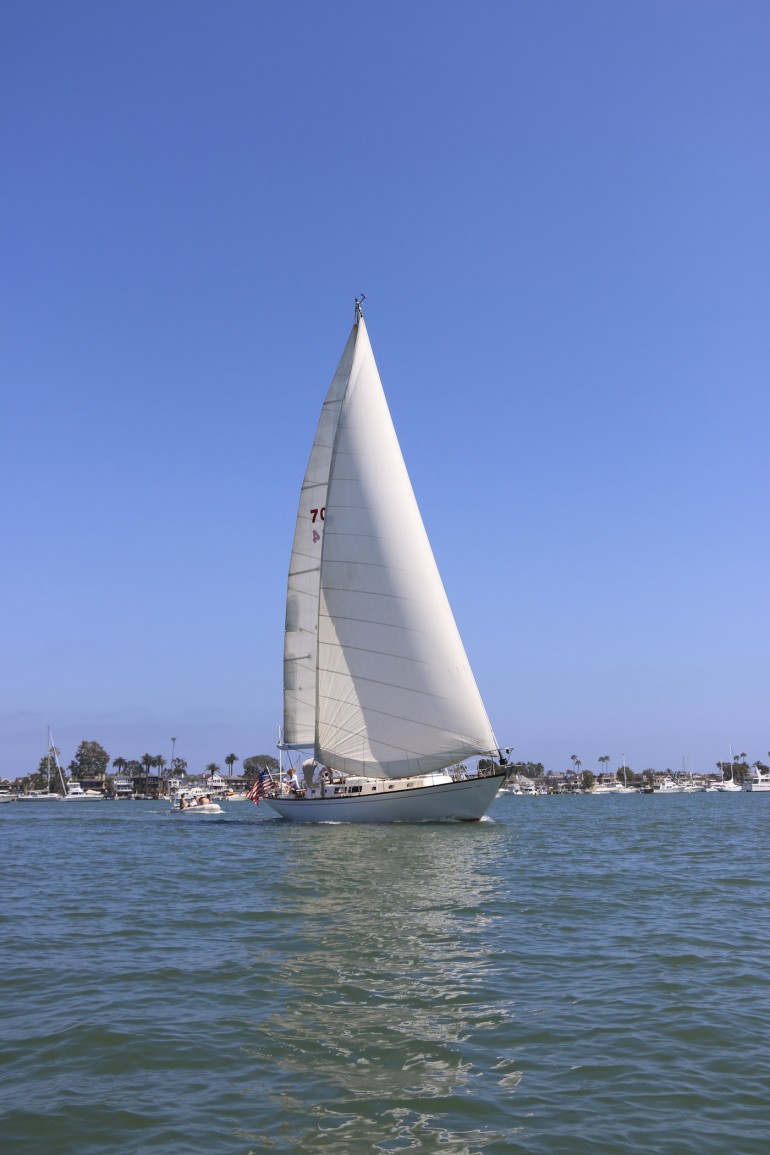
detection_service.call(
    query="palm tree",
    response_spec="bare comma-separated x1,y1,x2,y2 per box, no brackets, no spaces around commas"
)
205,762,220,784
225,753,239,777
598,754,610,778
141,753,154,777
112,756,127,774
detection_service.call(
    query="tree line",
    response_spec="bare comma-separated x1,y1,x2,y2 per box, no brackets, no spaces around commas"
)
508,752,770,788
28,739,280,790
25,740,770,792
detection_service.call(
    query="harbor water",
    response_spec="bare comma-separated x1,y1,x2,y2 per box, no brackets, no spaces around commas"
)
1,792,769,1154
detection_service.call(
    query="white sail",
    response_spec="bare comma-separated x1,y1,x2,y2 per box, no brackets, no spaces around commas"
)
315,315,498,778
282,326,357,747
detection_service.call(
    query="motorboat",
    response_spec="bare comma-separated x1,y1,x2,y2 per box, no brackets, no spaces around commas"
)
742,769,770,792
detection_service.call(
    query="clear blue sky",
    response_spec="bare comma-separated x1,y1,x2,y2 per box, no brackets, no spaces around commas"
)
2,0,768,780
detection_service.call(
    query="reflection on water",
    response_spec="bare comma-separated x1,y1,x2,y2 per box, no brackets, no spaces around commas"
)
243,824,516,1151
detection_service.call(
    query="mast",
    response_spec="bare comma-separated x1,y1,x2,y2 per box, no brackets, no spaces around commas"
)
49,728,67,794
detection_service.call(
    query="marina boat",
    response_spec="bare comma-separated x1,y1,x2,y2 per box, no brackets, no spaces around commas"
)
61,781,105,800
678,759,706,792
651,775,685,793
269,301,507,823
742,769,770,792
590,779,634,794
17,730,66,799
500,778,539,795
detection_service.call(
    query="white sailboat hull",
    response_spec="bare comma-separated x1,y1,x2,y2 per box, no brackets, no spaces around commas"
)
264,771,506,824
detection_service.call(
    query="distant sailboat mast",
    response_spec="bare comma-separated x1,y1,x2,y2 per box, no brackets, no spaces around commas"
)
47,726,67,794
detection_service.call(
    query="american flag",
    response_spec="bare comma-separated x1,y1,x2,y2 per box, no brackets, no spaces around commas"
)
247,768,274,805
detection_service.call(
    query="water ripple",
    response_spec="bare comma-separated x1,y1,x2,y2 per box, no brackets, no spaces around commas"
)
2,796,770,1152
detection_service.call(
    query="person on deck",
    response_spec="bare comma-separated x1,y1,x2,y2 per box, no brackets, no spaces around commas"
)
284,768,300,794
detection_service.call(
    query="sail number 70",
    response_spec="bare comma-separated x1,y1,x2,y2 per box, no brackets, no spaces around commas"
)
310,508,326,523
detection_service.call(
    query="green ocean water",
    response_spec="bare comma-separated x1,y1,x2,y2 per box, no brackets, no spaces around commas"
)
1,793,769,1154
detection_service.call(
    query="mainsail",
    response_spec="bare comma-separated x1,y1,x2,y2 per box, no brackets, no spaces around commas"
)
284,307,498,778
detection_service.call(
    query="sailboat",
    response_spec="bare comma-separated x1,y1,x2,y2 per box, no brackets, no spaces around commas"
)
19,728,65,799
266,300,508,823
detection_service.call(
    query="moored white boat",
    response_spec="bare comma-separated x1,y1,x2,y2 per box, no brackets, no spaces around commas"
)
18,729,67,799
717,778,743,792
652,775,686,793
742,769,770,792
61,781,105,800
499,778,538,795
269,302,508,824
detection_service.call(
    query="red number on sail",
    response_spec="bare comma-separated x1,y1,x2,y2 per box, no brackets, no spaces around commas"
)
310,508,326,523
